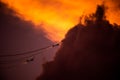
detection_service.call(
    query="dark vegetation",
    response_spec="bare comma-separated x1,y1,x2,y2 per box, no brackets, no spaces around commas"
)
37,5,120,80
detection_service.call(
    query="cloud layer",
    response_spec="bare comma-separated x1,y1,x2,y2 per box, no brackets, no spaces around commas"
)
1,0,120,41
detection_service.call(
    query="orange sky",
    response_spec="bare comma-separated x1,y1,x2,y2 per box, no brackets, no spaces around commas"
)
1,0,120,42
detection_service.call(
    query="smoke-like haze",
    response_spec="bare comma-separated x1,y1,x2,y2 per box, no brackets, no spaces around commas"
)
0,2,57,80
37,5,120,80
1,0,120,42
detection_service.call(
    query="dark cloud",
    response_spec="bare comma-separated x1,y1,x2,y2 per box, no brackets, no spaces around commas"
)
0,2,53,80
0,2,50,53
37,4,120,80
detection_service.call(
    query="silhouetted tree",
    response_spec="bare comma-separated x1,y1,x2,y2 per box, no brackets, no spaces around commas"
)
37,5,120,80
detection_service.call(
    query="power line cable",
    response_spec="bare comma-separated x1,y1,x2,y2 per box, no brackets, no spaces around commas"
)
0,42,61,64
0,42,61,57
0,45,50,57
0,50,45,64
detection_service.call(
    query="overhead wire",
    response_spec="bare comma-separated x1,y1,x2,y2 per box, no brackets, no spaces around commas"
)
0,42,61,57
0,42,61,65
0,45,50,57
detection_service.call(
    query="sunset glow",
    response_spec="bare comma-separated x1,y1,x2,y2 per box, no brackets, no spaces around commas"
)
1,0,120,42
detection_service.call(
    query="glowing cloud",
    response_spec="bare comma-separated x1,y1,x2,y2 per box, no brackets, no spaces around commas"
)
1,0,120,42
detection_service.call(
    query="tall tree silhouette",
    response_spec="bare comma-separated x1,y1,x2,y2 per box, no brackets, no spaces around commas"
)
37,5,120,80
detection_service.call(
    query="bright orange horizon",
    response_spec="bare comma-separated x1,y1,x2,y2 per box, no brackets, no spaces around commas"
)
1,0,120,42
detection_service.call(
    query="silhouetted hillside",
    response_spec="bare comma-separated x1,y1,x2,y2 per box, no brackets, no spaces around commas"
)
37,5,120,80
